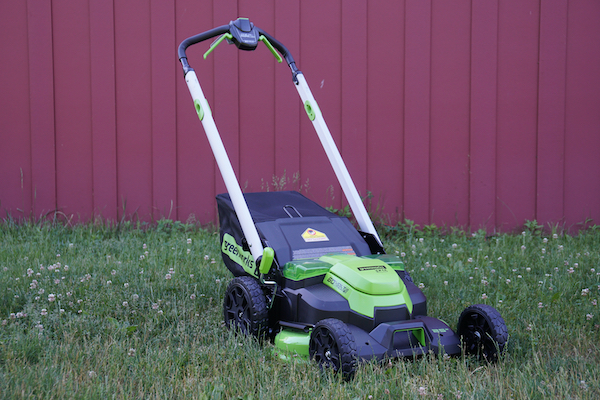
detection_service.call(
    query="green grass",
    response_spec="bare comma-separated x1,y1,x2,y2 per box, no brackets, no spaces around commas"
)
1,221,599,399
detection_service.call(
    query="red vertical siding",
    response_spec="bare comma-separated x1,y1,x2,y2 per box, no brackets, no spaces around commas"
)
1,0,600,233
403,0,432,225
114,1,154,221
537,0,568,227
341,0,368,202
0,1,32,218
151,0,178,220
175,0,215,223
469,0,499,231
28,0,57,220
367,1,405,223
429,1,471,228
90,0,118,221
495,0,540,230
564,1,600,228
53,0,94,221
274,0,301,186
300,0,342,208
238,0,276,192
212,1,240,197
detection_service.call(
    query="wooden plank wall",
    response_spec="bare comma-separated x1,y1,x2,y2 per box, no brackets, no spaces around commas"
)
1,0,599,233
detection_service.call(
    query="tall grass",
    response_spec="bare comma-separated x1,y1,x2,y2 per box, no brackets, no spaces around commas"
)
1,221,599,399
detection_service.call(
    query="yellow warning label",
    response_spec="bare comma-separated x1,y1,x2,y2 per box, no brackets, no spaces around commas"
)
301,228,329,242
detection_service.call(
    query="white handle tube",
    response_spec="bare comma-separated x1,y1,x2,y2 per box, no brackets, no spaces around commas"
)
294,73,382,246
185,71,264,262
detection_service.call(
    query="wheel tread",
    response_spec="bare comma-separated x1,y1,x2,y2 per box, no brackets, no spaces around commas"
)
223,276,269,337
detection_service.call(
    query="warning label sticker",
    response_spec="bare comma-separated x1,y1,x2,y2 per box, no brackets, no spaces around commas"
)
301,228,329,242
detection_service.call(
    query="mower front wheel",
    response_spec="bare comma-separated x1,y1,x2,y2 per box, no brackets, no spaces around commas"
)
457,304,508,362
309,318,357,380
223,276,269,338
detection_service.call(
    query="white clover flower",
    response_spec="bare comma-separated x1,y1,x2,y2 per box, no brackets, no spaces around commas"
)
165,273,172,280
143,243,147,249
418,283,425,289
538,302,544,308
443,281,448,286
586,314,593,320
481,293,488,300
187,238,192,244
190,294,196,300
124,283,129,288
132,294,139,301
553,234,558,239
467,258,473,263
128,348,136,357
452,243,457,249
122,301,128,307
41,309,48,316
48,294,56,302
543,238,548,243
447,253,452,258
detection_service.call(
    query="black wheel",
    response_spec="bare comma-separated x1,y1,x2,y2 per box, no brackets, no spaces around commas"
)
457,304,508,362
309,318,357,380
223,276,268,337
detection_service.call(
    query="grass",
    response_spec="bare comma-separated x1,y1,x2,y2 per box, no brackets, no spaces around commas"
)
1,220,599,399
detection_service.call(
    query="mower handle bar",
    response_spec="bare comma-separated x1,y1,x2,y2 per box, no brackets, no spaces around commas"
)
178,22,299,78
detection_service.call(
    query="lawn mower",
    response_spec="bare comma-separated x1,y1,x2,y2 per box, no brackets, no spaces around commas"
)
178,18,508,378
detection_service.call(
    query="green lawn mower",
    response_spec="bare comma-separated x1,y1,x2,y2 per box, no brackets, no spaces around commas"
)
178,18,508,379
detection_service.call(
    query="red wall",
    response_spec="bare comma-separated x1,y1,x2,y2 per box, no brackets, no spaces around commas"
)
1,0,599,232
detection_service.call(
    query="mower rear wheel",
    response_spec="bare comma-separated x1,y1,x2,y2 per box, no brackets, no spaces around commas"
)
309,318,357,380
223,276,269,338
457,304,507,362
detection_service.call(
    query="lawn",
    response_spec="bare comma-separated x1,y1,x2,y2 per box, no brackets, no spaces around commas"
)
1,220,599,399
